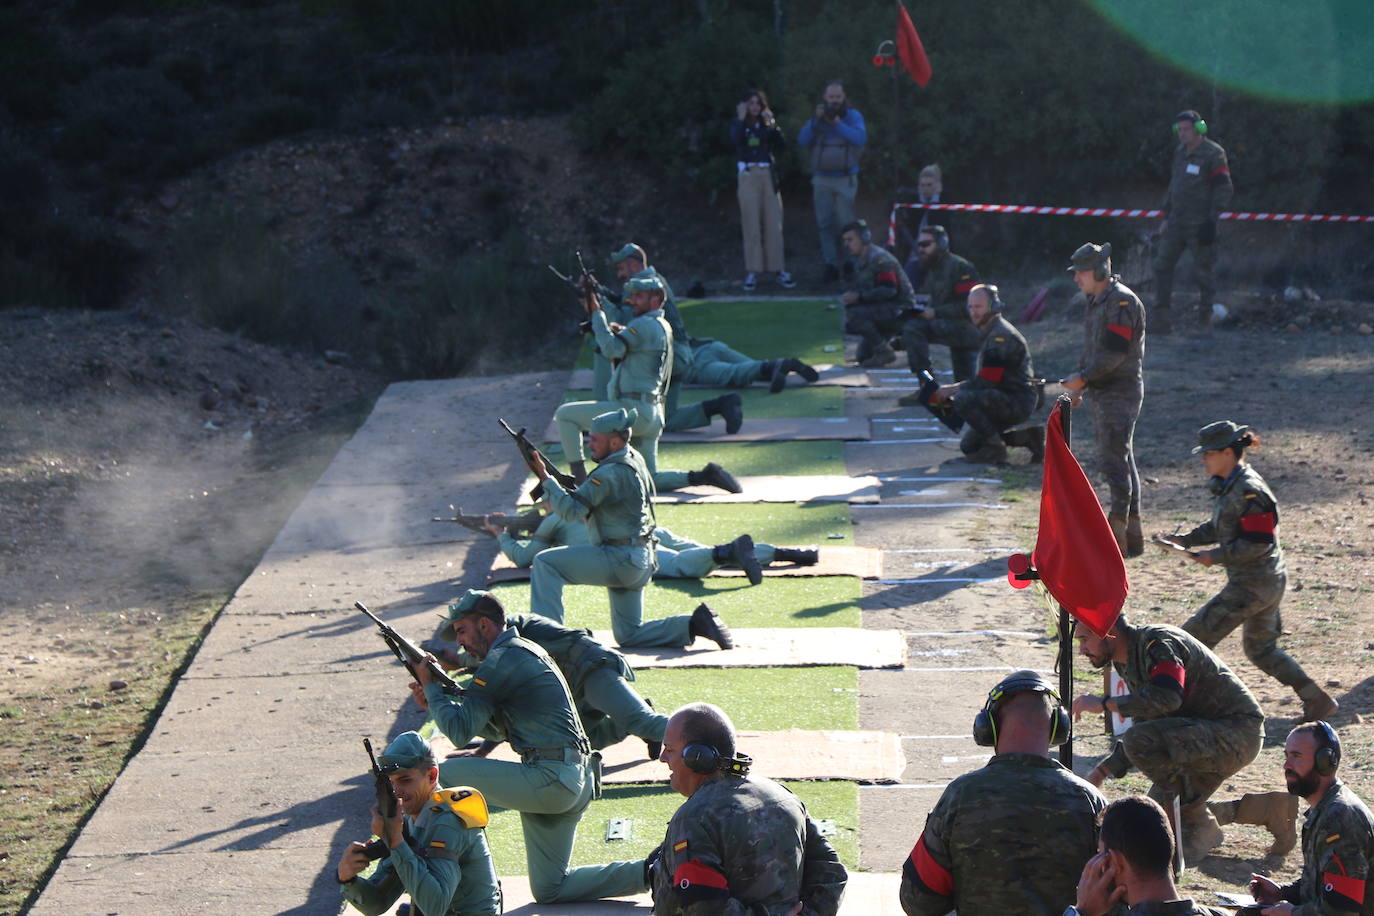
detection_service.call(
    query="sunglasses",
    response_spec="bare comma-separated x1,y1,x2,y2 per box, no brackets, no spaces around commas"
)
916,240,936,248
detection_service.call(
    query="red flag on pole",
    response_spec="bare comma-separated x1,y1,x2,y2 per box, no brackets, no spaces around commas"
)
896,2,932,87
1031,404,1128,636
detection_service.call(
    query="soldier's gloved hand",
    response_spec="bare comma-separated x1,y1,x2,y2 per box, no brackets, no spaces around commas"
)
1197,220,1217,244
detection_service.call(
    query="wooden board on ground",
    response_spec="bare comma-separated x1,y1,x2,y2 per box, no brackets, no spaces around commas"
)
568,365,872,389
543,416,871,444
597,626,904,669
432,729,904,784
486,545,880,582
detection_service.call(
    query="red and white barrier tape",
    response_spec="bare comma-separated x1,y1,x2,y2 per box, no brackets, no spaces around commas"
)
886,201,1374,245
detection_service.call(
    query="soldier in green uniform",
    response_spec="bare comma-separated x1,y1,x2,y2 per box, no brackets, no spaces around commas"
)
1153,111,1233,334
410,590,648,903
650,702,848,915
900,225,982,381
431,600,667,759
1070,796,1230,916
555,273,741,494
1249,722,1374,915
534,406,735,650
1160,420,1338,721
1060,242,1147,557
900,670,1106,916
838,219,915,368
336,731,501,916
1071,614,1276,864
485,504,817,586
905,283,1043,463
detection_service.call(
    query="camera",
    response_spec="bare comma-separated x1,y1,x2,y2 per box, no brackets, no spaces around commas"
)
824,102,845,119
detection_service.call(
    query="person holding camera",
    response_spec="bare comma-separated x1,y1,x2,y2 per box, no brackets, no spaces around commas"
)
731,89,794,292
798,80,866,283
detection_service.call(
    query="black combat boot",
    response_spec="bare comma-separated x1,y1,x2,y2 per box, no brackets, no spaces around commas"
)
703,393,744,434
772,547,819,566
689,603,734,649
770,357,821,393
643,697,662,761
711,534,762,585
1001,426,1045,463
688,462,742,493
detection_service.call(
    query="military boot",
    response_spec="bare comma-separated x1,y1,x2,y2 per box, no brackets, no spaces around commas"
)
643,697,662,761
772,547,819,566
1001,426,1045,463
1296,679,1340,720
688,462,742,494
963,443,1009,464
570,460,589,484
1108,513,1129,557
1125,514,1145,558
712,534,762,585
859,342,897,368
770,357,821,393
1209,792,1299,857
703,393,744,434
689,603,734,649
1180,802,1225,863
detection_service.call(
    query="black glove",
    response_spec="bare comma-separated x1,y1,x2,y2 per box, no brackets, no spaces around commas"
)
1197,220,1217,245
644,843,663,885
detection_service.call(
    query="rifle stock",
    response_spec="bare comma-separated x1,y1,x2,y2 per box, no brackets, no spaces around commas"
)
355,601,461,692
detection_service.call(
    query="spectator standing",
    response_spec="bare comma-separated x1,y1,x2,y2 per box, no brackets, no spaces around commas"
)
798,80,866,283
900,164,945,285
730,89,794,292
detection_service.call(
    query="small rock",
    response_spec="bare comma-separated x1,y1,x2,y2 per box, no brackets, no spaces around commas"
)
160,327,177,338
1352,713,1365,724
1359,323,1373,335
158,189,179,211
108,679,128,691
1285,323,1301,334
199,389,221,411
323,350,349,365
1277,696,1293,705
1295,314,1312,327
88,700,104,710
1330,325,1343,335
1326,679,1342,688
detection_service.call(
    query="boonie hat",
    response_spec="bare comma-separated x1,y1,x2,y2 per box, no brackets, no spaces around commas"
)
1192,419,1250,454
1067,242,1111,273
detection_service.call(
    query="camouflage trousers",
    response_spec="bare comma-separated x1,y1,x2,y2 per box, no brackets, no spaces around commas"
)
844,303,901,362
899,315,979,381
1181,569,1311,688
1124,713,1263,806
951,387,1034,453
1087,382,1142,516
1154,220,1217,318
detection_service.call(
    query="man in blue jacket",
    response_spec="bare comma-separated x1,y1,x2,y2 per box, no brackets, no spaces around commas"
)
798,80,866,283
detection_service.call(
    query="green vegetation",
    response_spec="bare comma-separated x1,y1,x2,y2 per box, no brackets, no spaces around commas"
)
679,299,842,367
633,666,859,732
655,502,854,548
659,441,847,478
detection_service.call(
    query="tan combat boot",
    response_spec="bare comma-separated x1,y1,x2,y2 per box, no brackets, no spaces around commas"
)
1210,792,1299,856
1108,513,1129,557
859,343,897,368
1297,680,1339,720
1125,514,1145,558
1180,802,1225,864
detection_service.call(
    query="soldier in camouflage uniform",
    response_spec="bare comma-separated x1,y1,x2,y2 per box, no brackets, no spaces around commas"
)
1072,614,1268,863
336,731,501,916
649,703,848,916
900,224,981,381
555,273,742,495
1153,111,1233,334
535,406,735,650
1249,722,1374,915
1161,420,1338,721
901,670,1105,916
903,283,1043,463
1061,242,1147,557
1070,796,1230,916
838,220,916,368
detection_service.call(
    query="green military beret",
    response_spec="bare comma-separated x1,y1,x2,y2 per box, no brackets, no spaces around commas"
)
610,243,647,266
1067,242,1111,273
624,273,665,296
590,406,638,434
377,731,435,773
1192,419,1250,454
438,589,505,638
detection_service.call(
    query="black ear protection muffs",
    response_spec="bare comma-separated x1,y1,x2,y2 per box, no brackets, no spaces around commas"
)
983,283,1004,313
972,670,1071,748
683,743,753,776
1313,720,1342,777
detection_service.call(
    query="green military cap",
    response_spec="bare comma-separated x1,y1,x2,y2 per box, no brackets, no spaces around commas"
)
1192,419,1250,454
610,243,647,265
377,730,435,773
623,273,665,296
590,406,638,434
438,588,505,638
1066,242,1111,273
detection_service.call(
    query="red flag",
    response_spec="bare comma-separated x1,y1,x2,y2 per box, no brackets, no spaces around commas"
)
1031,405,1128,637
896,2,932,87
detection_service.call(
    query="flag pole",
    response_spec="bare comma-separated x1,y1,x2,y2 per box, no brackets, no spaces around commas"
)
1055,396,1074,768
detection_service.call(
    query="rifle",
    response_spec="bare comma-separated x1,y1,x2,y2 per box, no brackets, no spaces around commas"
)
355,601,462,692
361,737,398,860
499,417,579,501
915,369,965,433
432,506,543,537
1150,535,1199,559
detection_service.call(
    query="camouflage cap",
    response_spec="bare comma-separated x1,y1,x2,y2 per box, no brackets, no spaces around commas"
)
624,273,665,296
1192,419,1250,454
610,243,647,266
377,731,435,773
590,406,637,434
1066,242,1111,273
438,588,504,638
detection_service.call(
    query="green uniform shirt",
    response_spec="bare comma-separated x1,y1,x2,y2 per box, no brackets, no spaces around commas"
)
1099,623,1263,778
543,445,656,546
900,753,1106,916
1177,463,1283,582
854,245,917,309
592,306,672,404
341,795,501,916
600,267,693,377
1163,137,1233,228
651,773,847,916
1278,781,1374,915
963,314,1035,400
1078,278,1146,389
